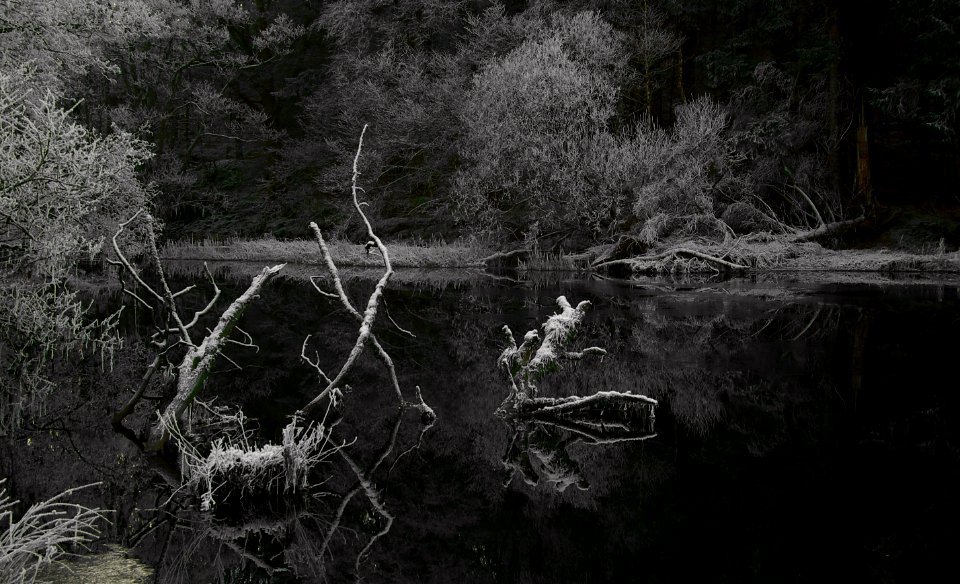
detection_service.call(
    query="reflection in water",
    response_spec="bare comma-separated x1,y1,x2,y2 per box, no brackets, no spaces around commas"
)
502,399,656,492
126,406,433,583
496,295,658,493
4,274,960,583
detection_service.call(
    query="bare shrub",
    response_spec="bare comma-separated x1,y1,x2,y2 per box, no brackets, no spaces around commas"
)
454,12,630,237
631,97,740,242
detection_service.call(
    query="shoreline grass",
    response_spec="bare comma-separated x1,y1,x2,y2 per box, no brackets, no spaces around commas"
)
160,235,491,268
159,235,960,279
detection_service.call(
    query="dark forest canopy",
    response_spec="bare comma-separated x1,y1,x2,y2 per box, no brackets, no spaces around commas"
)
3,0,959,248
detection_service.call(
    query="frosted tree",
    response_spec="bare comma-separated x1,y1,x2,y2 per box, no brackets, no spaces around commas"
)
631,97,741,244
0,0,158,426
0,0,160,96
455,12,629,238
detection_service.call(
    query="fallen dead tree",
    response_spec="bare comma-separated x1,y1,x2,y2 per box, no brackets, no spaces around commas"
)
111,125,433,512
496,296,658,491
108,209,284,451
497,295,657,420
591,213,868,275
788,215,866,243
480,247,532,268
593,246,751,272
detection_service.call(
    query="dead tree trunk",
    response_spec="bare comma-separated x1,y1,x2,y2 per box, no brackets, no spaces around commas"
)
857,102,874,215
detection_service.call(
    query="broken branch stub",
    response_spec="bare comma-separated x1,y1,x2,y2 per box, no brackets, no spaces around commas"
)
498,296,607,411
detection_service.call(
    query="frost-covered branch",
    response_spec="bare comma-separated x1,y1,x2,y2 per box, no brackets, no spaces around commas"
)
300,334,333,386
498,296,606,412
301,125,432,420
149,263,285,449
110,209,285,445
495,297,660,455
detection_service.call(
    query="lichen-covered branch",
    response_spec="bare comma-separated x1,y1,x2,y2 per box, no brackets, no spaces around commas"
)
149,263,285,449
113,206,285,447
496,298,659,451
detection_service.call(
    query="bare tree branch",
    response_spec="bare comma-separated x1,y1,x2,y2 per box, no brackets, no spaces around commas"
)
302,124,406,415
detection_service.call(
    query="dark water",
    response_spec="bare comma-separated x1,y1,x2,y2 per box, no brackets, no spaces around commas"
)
3,267,960,583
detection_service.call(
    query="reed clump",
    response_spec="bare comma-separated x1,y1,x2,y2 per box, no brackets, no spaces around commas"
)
164,405,342,512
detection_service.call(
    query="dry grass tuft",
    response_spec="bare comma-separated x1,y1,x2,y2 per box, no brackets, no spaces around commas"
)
165,404,342,512
0,481,107,584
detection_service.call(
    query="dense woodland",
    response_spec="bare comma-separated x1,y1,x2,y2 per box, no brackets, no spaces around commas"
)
5,0,960,246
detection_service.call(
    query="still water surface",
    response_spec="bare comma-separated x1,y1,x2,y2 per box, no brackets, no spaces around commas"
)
3,266,959,583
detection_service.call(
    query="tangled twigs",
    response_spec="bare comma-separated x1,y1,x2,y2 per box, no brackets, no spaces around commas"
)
593,247,750,272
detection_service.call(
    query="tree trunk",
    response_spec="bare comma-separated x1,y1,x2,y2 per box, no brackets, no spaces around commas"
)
643,0,653,117
856,102,874,215
675,45,686,103
826,2,842,216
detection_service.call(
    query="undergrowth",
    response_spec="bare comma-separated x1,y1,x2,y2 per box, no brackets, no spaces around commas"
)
165,401,342,512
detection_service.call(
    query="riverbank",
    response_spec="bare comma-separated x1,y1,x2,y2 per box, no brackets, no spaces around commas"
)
160,236,960,275
160,236,490,268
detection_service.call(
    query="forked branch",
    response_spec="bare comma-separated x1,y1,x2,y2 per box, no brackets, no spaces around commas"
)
301,125,432,420
109,209,284,448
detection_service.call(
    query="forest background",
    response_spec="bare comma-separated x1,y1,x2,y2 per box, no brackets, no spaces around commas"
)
7,0,959,248
1,2,960,578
